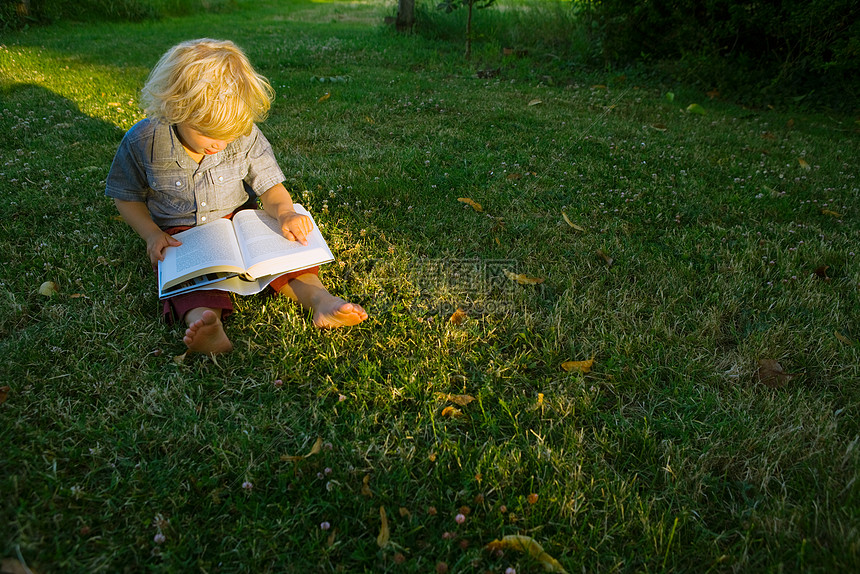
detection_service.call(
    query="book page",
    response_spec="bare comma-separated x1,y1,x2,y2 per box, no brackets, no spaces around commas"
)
159,218,245,290
232,206,334,278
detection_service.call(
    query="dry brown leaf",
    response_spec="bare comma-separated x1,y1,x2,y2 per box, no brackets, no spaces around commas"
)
821,209,842,217
561,212,585,232
280,437,323,462
813,265,830,280
485,535,568,573
503,269,544,285
706,89,720,99
326,529,337,547
756,359,795,388
649,123,668,131
449,308,468,325
376,506,390,548
173,352,187,365
561,358,594,373
798,158,811,170
834,331,854,346
528,99,542,106
317,92,330,103
507,173,522,180
441,405,463,418
435,393,476,406
0,386,9,406
399,507,412,520
457,197,483,212
590,84,607,90
361,474,374,497
596,249,614,266
428,452,437,462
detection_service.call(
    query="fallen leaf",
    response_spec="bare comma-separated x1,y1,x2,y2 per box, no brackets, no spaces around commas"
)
528,99,543,106
376,506,390,548
399,507,412,519
503,269,544,285
561,358,594,373
280,437,323,462
756,359,795,388
649,123,667,131
0,386,9,405
561,212,585,232
596,249,614,266
591,84,607,90
821,209,842,217
449,308,468,325
813,265,830,280
326,529,337,547
834,331,855,346
173,352,187,365
441,405,463,418
435,393,476,406
457,197,483,212
361,474,374,497
317,92,330,103
706,89,720,99
1,558,40,574
485,535,568,573
786,118,795,129
686,103,706,115
428,452,437,462
38,281,58,297
507,173,522,180
798,158,811,170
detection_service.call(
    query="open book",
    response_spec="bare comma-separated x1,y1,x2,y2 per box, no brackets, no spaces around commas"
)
157,204,334,298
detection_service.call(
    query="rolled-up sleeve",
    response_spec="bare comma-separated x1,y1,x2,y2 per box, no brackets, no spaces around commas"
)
243,126,285,196
105,129,149,202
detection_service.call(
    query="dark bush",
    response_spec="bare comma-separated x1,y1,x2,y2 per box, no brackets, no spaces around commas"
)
1,0,235,28
584,0,860,107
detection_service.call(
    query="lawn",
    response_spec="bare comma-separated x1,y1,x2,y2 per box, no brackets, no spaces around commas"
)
1,1,859,572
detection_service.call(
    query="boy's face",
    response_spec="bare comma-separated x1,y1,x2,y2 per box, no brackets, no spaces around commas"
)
175,123,234,156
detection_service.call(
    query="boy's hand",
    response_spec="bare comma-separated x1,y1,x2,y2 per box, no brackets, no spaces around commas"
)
146,230,182,269
278,211,312,246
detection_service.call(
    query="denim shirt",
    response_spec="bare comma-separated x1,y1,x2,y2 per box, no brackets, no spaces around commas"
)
105,118,285,229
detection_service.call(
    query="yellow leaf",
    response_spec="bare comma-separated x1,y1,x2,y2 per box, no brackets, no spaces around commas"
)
173,352,187,365
821,209,842,217
441,405,463,418
449,308,467,325
686,103,706,115
485,535,568,573
457,197,483,212
561,358,594,373
376,506,390,548
649,123,668,131
317,92,330,103
361,474,373,497
280,437,323,462
38,281,58,297
435,393,476,406
561,212,585,232
528,99,542,106
503,269,544,285
798,158,811,170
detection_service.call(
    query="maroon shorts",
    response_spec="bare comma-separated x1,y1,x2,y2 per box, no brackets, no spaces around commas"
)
161,214,320,324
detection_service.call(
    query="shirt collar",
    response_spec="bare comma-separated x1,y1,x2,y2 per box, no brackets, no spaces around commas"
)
151,120,200,169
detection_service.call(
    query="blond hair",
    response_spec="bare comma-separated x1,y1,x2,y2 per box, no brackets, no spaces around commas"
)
141,38,274,140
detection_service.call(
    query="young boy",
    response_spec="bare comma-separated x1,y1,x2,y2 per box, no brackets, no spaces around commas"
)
106,38,367,354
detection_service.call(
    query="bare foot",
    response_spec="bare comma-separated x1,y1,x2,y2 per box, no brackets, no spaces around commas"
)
312,298,368,329
183,309,233,354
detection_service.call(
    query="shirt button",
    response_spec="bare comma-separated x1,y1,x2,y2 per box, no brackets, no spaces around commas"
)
201,216,207,222
175,180,182,187
218,176,224,182
200,201,207,207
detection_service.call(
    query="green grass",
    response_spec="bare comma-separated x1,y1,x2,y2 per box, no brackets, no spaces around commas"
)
1,1,859,572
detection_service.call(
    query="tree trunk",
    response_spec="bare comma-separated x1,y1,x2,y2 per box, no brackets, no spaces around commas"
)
465,2,474,60
396,0,415,32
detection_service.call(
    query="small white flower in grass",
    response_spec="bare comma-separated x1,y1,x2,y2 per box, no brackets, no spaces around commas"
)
455,513,466,524
505,568,516,574
154,533,166,544
320,521,331,530
242,481,253,491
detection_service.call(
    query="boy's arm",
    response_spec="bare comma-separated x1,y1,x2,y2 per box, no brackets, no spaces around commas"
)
114,198,182,268
258,183,311,246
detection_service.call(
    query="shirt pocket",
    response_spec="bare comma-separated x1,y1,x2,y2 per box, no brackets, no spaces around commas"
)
208,164,251,210
146,168,194,216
